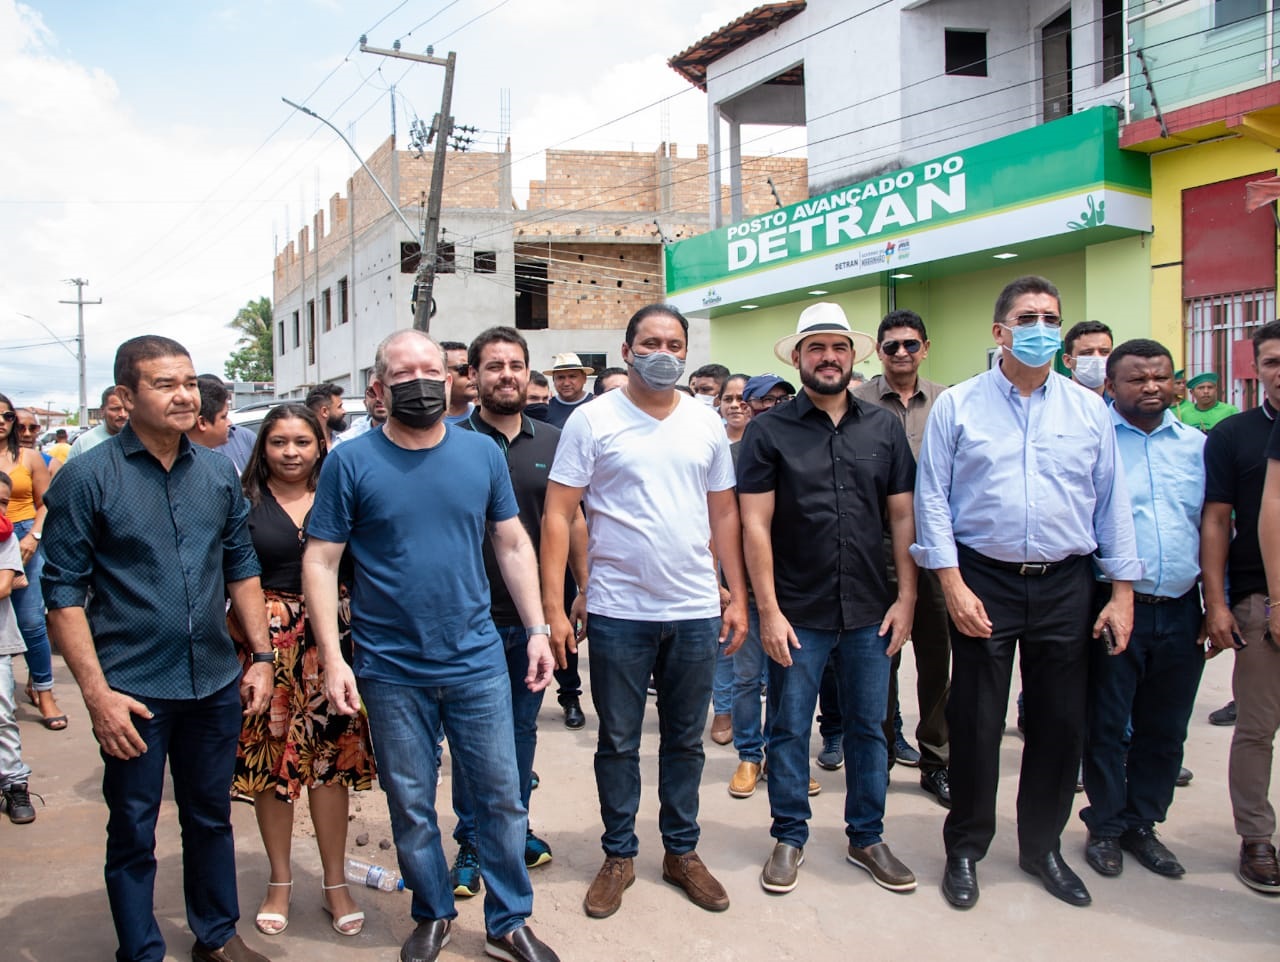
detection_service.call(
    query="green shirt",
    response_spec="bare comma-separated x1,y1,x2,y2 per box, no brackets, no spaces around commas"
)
1176,399,1239,433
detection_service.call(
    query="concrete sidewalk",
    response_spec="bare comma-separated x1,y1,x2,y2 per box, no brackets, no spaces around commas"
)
4,649,1277,961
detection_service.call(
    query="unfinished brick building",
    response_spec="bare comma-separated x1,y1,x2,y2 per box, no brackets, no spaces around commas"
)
272,136,806,397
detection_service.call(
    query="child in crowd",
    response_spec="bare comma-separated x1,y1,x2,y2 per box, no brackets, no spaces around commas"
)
0,470,37,824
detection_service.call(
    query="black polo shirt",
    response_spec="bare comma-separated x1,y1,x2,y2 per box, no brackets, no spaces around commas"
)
456,410,561,627
1206,401,1275,603
737,389,915,630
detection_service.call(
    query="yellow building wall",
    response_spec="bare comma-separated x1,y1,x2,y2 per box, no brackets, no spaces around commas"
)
1149,137,1280,367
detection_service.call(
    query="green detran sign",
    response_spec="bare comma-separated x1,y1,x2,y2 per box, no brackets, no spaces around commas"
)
726,156,966,272
665,107,1150,301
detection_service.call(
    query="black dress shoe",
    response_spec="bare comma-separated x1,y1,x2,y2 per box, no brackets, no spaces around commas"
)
1019,851,1092,906
941,855,979,909
920,768,952,808
1120,826,1185,877
562,696,585,730
402,919,452,962
485,923,561,962
1084,835,1123,877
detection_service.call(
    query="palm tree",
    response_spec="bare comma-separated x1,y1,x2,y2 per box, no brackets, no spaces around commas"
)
225,296,274,382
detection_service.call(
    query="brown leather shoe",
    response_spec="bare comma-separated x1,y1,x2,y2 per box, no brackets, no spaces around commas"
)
808,776,821,797
729,761,761,798
191,934,270,962
1239,840,1280,893
847,841,917,892
710,713,733,745
662,850,729,912
584,856,634,918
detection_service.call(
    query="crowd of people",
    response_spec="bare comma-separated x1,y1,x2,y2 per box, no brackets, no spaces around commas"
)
1,272,1278,962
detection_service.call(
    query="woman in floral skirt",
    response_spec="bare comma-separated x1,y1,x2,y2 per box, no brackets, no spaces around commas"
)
230,404,375,938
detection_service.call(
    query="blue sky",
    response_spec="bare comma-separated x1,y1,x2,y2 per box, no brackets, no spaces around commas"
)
2,0,798,411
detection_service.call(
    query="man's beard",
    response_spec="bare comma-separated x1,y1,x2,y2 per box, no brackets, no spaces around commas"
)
799,363,852,396
327,412,348,432
482,382,526,416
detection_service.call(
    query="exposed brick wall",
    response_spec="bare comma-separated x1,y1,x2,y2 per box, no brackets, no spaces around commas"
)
515,241,663,330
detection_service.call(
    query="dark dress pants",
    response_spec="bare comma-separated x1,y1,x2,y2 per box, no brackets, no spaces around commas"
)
943,549,1093,862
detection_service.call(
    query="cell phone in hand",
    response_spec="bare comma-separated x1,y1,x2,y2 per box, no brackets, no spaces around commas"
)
1232,631,1248,650
1101,624,1117,654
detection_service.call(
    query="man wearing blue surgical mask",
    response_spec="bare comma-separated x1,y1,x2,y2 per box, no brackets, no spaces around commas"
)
913,275,1140,911
1062,321,1114,399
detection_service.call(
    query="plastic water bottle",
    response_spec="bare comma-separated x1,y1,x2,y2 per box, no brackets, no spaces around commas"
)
345,856,405,891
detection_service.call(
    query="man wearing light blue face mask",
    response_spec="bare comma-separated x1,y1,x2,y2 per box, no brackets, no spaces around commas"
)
1063,321,1114,399
913,275,1141,912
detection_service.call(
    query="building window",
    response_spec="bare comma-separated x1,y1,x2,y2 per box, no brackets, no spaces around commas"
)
278,320,286,356
306,300,316,365
338,276,349,324
401,242,421,273
1101,0,1124,82
322,287,332,332
437,243,456,274
292,310,300,348
474,250,497,274
944,29,987,77
515,258,549,330
1215,0,1265,29
576,353,607,375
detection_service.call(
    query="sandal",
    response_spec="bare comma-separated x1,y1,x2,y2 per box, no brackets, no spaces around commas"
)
255,880,292,936
322,882,365,936
27,684,68,731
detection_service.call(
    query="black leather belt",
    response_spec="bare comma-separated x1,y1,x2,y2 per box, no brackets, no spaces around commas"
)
1134,591,1181,605
959,546,1069,577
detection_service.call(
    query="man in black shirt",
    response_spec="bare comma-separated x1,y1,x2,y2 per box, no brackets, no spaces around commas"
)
1205,320,1280,893
738,303,918,897
452,327,588,899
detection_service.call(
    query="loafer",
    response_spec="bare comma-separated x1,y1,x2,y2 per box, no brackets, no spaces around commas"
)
1084,835,1123,877
847,841,916,892
401,919,452,962
728,760,762,798
919,768,951,808
760,841,804,894
1120,826,1184,877
710,713,733,745
941,856,978,909
1019,851,1092,906
191,935,270,962
561,697,585,730
485,924,560,962
1209,700,1237,726
584,855,634,918
662,850,730,912
1239,840,1280,893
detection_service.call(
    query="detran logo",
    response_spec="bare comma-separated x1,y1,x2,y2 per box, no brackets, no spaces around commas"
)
884,241,896,261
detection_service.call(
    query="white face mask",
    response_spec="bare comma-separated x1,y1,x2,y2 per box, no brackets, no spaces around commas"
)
1073,354,1107,389
695,393,715,407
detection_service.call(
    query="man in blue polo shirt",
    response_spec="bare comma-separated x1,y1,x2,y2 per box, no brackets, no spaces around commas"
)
302,329,560,962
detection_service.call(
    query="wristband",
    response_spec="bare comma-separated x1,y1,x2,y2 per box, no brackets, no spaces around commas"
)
525,624,551,638
251,650,277,665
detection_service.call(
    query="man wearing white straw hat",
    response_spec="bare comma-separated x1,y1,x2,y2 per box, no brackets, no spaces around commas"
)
543,353,596,429
737,302,920,897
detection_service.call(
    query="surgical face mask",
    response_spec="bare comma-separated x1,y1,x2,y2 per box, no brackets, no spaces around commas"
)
388,378,447,429
695,393,716,407
1072,354,1107,389
1001,321,1062,368
629,349,686,391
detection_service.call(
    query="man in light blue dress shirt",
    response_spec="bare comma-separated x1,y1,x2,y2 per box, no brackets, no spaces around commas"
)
1079,339,1205,881
913,275,1142,910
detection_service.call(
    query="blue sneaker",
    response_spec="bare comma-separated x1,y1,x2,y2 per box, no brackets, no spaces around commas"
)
525,829,553,869
894,733,921,768
816,734,844,771
450,841,482,897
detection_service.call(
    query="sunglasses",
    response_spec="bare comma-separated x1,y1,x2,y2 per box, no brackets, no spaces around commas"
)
0,411,13,423
1006,313,1063,329
16,423,40,433
881,339,923,356
451,364,471,376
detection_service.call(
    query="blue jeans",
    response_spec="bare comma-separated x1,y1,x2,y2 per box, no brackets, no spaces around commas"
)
732,603,768,762
1081,590,1204,838
588,613,720,857
766,624,892,848
453,627,545,845
360,672,531,938
100,680,242,962
712,637,734,714
12,519,53,690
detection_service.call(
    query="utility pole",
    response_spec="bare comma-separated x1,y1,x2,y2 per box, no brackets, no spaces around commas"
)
360,37,455,332
58,278,100,427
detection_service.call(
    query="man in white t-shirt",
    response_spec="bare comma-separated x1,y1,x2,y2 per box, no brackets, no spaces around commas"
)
542,304,749,921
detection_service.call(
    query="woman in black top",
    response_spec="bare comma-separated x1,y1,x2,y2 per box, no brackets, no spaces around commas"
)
229,404,374,938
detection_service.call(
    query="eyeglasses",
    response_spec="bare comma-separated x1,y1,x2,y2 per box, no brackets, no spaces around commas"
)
750,395,793,408
1007,313,1063,329
0,411,13,423
451,364,470,376
881,338,923,356
16,424,40,433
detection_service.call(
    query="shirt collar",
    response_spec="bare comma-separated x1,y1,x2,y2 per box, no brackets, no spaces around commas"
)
467,408,535,439
1110,404,1180,436
990,357,1054,398
871,373,922,400
118,422,194,461
794,386,862,422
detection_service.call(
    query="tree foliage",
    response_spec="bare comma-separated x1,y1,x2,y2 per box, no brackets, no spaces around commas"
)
224,296,274,382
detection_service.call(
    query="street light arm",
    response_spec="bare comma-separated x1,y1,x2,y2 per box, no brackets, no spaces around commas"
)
15,312,78,360
281,97,420,241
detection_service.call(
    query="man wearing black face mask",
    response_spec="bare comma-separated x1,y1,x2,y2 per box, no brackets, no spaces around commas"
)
542,304,750,921
303,330,561,962
305,382,348,449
